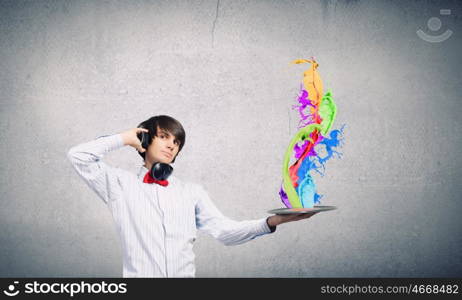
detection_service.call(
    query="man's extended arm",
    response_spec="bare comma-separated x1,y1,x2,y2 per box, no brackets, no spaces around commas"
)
193,183,319,245
193,184,276,246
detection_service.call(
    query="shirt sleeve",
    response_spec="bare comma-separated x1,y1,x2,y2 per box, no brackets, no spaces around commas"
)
67,134,126,204
194,184,276,246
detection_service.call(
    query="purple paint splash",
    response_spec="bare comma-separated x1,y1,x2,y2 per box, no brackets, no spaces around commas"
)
280,87,345,208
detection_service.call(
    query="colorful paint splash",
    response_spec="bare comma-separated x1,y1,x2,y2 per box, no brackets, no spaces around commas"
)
279,59,344,209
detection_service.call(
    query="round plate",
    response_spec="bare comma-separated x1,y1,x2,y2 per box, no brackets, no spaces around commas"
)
268,206,337,215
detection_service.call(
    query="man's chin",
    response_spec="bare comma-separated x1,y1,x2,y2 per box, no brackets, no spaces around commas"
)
158,158,173,164
149,158,172,165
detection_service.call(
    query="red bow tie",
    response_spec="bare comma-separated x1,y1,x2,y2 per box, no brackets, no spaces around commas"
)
143,171,169,186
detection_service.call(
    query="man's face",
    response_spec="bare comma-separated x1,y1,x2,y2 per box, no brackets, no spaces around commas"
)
145,127,180,164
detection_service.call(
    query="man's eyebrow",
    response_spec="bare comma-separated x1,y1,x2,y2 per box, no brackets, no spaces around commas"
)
158,130,178,140
158,130,171,136
157,130,180,144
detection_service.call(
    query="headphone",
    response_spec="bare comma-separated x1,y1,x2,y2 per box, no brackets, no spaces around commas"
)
137,127,174,181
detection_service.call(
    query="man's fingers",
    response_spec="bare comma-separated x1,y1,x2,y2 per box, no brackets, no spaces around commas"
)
287,214,307,221
136,142,146,152
280,211,320,224
295,212,317,220
296,214,311,220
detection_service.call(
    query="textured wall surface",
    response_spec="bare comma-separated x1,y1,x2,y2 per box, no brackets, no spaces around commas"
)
1,0,461,277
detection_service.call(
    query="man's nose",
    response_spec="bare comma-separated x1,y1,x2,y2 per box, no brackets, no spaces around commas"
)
166,139,175,149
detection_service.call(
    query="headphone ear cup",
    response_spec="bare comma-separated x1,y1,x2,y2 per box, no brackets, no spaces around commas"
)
137,131,150,151
142,132,150,150
151,163,173,180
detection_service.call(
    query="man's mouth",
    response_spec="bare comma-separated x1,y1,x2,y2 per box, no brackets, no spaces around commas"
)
162,152,172,159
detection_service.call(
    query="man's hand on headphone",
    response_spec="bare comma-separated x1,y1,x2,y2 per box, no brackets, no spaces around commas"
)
121,127,149,153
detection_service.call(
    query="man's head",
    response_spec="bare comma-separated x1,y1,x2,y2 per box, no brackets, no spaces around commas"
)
137,115,186,165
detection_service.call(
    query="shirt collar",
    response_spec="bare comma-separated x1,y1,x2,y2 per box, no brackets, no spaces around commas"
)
137,165,150,179
137,165,177,184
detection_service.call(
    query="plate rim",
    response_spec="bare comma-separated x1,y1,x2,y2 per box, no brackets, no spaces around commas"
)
267,206,337,214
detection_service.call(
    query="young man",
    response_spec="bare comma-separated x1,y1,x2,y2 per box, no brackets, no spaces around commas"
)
67,115,317,277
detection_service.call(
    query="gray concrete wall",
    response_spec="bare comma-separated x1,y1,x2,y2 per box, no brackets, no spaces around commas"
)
1,0,461,277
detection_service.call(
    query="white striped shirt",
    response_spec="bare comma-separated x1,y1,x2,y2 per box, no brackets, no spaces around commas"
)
67,133,274,277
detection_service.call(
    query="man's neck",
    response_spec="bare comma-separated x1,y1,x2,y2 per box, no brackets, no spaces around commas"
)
144,160,160,170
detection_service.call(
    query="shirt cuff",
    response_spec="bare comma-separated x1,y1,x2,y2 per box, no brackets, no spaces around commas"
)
255,217,276,235
265,217,277,233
